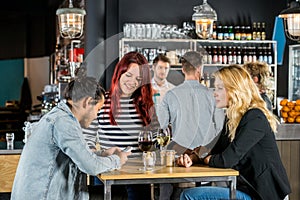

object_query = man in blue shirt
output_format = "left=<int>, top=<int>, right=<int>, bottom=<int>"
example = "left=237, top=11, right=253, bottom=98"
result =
left=12, top=76, right=130, bottom=200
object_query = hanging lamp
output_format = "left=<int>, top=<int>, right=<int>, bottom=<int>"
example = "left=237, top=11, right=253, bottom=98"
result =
left=279, top=0, right=300, bottom=41
left=192, top=0, right=217, bottom=39
left=56, top=0, right=86, bottom=39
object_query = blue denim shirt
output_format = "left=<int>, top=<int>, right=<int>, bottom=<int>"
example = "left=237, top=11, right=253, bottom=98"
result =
left=11, top=101, right=120, bottom=200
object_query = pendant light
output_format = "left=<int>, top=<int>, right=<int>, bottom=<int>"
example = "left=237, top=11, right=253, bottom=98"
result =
left=56, top=0, right=86, bottom=39
left=279, top=0, right=300, bottom=41
left=192, top=0, right=217, bottom=39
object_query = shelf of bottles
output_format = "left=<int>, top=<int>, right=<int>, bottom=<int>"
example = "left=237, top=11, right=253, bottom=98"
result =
left=288, top=45, right=300, bottom=101
left=119, top=38, right=277, bottom=109
left=197, top=40, right=277, bottom=109
left=120, top=38, right=194, bottom=66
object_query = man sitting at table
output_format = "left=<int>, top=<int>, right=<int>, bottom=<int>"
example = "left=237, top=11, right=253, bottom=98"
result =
left=11, top=76, right=130, bottom=200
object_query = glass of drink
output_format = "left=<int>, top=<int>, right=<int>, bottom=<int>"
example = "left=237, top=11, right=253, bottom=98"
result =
left=138, top=130, right=153, bottom=152
left=138, top=130, right=155, bottom=170
left=6, top=133, right=14, bottom=150
left=156, top=128, right=171, bottom=150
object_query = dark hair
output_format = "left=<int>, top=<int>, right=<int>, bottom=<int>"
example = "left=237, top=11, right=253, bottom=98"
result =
left=181, top=51, right=203, bottom=72
left=109, top=51, right=154, bottom=126
left=64, top=76, right=106, bottom=103
left=153, top=54, right=171, bottom=66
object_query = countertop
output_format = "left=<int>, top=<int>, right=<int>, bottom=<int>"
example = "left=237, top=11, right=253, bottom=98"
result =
left=276, top=123, right=300, bottom=140
left=0, top=123, right=299, bottom=155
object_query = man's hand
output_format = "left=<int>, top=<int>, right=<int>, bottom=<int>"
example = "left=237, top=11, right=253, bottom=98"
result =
left=101, top=147, right=120, bottom=156
left=176, top=154, right=193, bottom=168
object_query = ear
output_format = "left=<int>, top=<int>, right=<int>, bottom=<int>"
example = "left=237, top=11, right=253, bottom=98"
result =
left=82, top=97, right=93, bottom=109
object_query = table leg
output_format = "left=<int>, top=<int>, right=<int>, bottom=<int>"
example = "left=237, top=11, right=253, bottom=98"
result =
left=229, top=176, right=237, bottom=200
left=104, top=180, right=112, bottom=200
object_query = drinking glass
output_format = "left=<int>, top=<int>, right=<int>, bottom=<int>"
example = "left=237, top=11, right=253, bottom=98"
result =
left=138, top=130, right=153, bottom=152
left=138, top=130, right=155, bottom=170
left=6, top=133, right=14, bottom=150
left=156, top=128, right=171, bottom=150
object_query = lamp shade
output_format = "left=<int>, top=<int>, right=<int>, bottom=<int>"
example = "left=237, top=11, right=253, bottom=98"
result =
left=56, top=7, right=86, bottom=39
left=192, top=0, right=217, bottom=39
left=279, top=2, right=300, bottom=41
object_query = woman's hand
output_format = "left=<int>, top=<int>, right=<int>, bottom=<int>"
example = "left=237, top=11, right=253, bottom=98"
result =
left=176, top=154, right=193, bottom=168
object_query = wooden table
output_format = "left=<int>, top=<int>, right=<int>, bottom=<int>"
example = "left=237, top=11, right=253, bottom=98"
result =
left=98, top=158, right=239, bottom=200
left=0, top=151, right=21, bottom=192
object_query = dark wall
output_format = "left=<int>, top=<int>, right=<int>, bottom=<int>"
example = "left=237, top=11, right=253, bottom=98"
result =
left=93, top=0, right=291, bottom=97
left=0, top=1, right=59, bottom=60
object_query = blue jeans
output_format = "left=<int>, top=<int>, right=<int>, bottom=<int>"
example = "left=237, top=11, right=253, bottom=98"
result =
left=180, top=186, right=252, bottom=200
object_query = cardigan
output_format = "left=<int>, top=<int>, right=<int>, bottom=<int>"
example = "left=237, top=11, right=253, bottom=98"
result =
left=209, top=108, right=291, bottom=200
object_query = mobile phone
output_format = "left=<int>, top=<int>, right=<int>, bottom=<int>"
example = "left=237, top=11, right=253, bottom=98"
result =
left=122, top=146, right=132, bottom=152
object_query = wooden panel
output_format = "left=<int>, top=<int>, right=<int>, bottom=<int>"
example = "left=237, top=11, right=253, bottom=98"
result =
left=277, top=141, right=300, bottom=200
left=0, top=154, right=20, bottom=192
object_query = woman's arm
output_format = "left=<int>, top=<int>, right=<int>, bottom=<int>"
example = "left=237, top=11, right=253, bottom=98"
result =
left=209, top=110, right=268, bottom=168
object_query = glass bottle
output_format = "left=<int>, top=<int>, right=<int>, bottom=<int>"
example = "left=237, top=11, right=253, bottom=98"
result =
left=232, top=46, right=237, bottom=64
left=252, top=22, right=257, bottom=40
left=212, top=22, right=217, bottom=40
left=217, top=26, right=223, bottom=40
left=222, top=46, right=228, bottom=64
left=240, top=26, right=247, bottom=40
left=207, top=45, right=212, bottom=64
left=256, top=22, right=261, bottom=40
left=246, top=26, right=252, bottom=40
left=261, top=22, right=266, bottom=40
left=228, top=46, right=233, bottom=64
left=223, top=26, right=229, bottom=40
left=236, top=46, right=242, bottom=64
left=218, top=46, right=223, bottom=64
left=234, top=26, right=241, bottom=40
left=228, top=26, right=234, bottom=40
left=212, top=46, right=218, bottom=64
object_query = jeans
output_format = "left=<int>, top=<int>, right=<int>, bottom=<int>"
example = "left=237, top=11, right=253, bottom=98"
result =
left=180, top=186, right=252, bottom=200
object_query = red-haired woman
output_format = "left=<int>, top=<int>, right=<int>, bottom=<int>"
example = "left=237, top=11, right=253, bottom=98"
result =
left=83, top=51, right=159, bottom=200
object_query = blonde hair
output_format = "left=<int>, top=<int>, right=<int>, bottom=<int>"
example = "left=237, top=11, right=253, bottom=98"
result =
left=214, top=65, right=278, bottom=141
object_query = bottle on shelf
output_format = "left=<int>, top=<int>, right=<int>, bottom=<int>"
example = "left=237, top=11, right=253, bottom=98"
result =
left=222, top=46, right=228, bottom=64
left=256, top=22, right=261, bottom=40
left=240, top=26, right=247, bottom=40
left=223, top=26, right=229, bottom=40
left=207, top=46, right=212, bottom=64
left=236, top=46, right=242, bottom=64
left=228, top=26, right=234, bottom=40
left=246, top=26, right=252, bottom=40
left=227, top=46, right=233, bottom=64
left=261, top=22, right=266, bottom=40
left=234, top=26, right=241, bottom=40
left=212, top=45, right=218, bottom=64
left=217, top=46, right=223, bottom=64
left=217, top=26, right=223, bottom=40
left=252, top=22, right=257, bottom=40
left=232, top=46, right=237, bottom=64
left=212, top=22, right=217, bottom=40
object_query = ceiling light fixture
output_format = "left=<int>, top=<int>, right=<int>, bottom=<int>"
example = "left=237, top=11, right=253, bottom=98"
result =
left=192, top=0, right=217, bottom=39
left=56, top=0, right=86, bottom=39
left=279, top=0, right=300, bottom=41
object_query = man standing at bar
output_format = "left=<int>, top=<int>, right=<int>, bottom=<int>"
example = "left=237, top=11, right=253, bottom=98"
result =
left=157, top=51, right=224, bottom=200
left=151, top=54, right=175, bottom=104
left=11, top=76, right=130, bottom=200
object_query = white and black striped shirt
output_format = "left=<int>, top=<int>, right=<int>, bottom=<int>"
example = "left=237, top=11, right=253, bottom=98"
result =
left=83, top=96, right=152, bottom=157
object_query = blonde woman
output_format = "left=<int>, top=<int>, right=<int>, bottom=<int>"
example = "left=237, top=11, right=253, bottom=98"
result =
left=178, top=65, right=291, bottom=200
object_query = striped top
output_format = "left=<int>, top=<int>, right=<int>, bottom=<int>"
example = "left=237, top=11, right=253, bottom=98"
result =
left=83, top=95, right=158, bottom=157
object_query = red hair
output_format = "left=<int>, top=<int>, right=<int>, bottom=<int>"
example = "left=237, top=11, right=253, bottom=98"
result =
left=109, top=51, right=154, bottom=126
